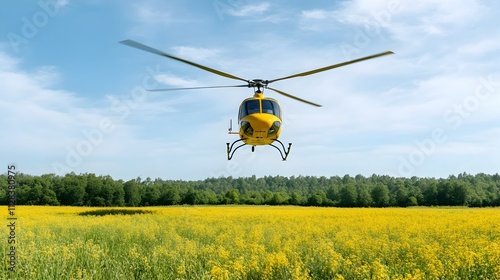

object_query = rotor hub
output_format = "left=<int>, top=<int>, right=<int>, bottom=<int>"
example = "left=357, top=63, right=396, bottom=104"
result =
left=248, top=79, right=269, bottom=92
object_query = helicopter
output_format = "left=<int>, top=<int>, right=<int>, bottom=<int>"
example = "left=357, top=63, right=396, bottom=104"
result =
left=120, top=39, right=393, bottom=161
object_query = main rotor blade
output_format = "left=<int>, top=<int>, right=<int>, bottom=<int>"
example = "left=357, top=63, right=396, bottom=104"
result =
left=267, top=87, right=322, bottom=107
left=146, top=85, right=249, bottom=92
left=268, top=51, right=394, bottom=84
left=120, top=39, right=248, bottom=83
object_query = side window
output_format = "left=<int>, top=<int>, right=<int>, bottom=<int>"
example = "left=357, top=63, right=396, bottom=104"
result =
left=272, top=101, right=281, bottom=118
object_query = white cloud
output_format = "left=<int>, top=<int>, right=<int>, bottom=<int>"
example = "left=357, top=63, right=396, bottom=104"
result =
left=0, top=50, right=173, bottom=175
left=226, top=3, right=270, bottom=17
left=172, top=46, right=221, bottom=62
left=0, top=52, right=19, bottom=70
left=126, top=1, right=192, bottom=37
left=0, top=55, right=91, bottom=167
left=301, top=9, right=331, bottom=20
left=154, top=73, right=200, bottom=87
left=457, top=39, right=500, bottom=57
left=133, top=3, right=173, bottom=26
left=299, top=9, right=339, bottom=31
left=305, top=0, right=488, bottom=41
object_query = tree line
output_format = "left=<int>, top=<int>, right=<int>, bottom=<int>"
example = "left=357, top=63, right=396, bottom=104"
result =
left=1, top=172, right=500, bottom=207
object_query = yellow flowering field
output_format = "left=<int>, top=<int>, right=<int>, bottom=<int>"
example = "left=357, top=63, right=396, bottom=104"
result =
left=2, top=206, right=500, bottom=279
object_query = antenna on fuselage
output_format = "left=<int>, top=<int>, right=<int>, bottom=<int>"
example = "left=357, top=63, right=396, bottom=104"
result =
left=228, top=119, right=238, bottom=135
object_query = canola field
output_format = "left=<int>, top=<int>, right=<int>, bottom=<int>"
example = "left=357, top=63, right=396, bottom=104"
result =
left=2, top=206, right=500, bottom=279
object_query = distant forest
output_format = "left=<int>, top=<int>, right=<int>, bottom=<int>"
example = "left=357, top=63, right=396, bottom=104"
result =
left=2, top=172, right=500, bottom=207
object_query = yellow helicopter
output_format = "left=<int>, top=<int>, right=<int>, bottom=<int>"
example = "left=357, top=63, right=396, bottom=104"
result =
left=120, top=40, right=393, bottom=160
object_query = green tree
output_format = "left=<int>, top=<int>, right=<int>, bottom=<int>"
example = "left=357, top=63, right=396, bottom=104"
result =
left=357, top=184, right=373, bottom=207
left=123, top=180, right=141, bottom=206
left=183, top=189, right=198, bottom=205
left=437, top=180, right=454, bottom=206
left=0, top=175, right=7, bottom=205
left=407, top=196, right=418, bottom=206
left=242, top=190, right=263, bottom=205
left=395, top=184, right=409, bottom=207
left=421, top=180, right=438, bottom=206
left=160, top=185, right=181, bottom=205
left=340, top=184, right=357, bottom=207
left=224, top=189, right=240, bottom=204
left=59, top=173, right=86, bottom=206
left=289, top=191, right=305, bottom=205
left=84, top=173, right=104, bottom=206
left=101, top=176, right=124, bottom=206
left=326, top=185, right=340, bottom=205
left=142, top=184, right=160, bottom=206
left=452, top=181, right=471, bottom=206
left=307, top=190, right=328, bottom=206
left=25, top=183, right=43, bottom=205
left=371, top=183, right=390, bottom=207
left=269, top=192, right=289, bottom=205
left=203, top=189, right=219, bottom=204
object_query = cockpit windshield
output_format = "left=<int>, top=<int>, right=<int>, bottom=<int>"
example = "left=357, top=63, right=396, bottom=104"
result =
left=240, top=99, right=281, bottom=118
left=262, top=100, right=281, bottom=118
left=241, top=100, right=260, bottom=117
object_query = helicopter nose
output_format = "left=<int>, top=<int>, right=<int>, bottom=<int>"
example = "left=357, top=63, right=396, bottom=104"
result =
left=243, top=115, right=280, bottom=138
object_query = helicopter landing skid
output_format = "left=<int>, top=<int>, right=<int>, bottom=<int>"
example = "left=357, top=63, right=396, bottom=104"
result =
left=226, top=139, right=292, bottom=161
left=270, top=140, right=292, bottom=161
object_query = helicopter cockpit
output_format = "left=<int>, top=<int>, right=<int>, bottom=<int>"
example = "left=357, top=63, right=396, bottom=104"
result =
left=240, top=99, right=281, bottom=119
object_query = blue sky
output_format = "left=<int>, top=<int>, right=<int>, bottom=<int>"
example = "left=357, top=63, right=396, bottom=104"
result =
left=1, top=0, right=500, bottom=181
